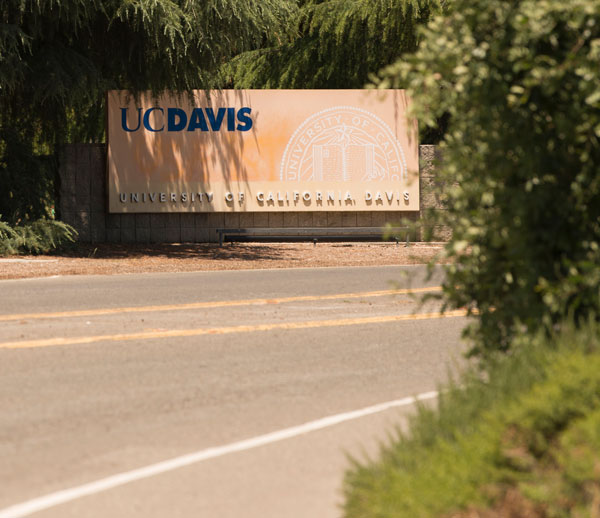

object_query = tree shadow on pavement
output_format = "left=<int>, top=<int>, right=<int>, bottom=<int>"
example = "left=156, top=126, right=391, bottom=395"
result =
left=54, top=243, right=297, bottom=262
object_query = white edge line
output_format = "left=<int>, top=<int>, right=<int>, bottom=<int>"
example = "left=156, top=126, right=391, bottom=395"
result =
left=0, top=390, right=438, bottom=518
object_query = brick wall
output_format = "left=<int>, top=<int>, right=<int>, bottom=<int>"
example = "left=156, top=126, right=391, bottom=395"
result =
left=59, top=144, right=445, bottom=243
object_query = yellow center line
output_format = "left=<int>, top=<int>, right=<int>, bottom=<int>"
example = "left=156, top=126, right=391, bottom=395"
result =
left=0, top=309, right=468, bottom=350
left=0, top=286, right=442, bottom=322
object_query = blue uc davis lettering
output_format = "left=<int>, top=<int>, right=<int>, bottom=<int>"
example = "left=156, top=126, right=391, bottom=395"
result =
left=121, top=107, right=253, bottom=132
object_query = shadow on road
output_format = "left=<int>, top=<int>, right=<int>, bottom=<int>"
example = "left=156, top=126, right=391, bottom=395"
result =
left=54, top=243, right=296, bottom=262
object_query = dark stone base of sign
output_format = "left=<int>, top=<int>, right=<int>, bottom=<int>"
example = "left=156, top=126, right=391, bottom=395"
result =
left=59, top=144, right=449, bottom=244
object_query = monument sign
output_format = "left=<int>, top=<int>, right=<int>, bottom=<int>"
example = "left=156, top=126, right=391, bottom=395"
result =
left=107, top=90, right=419, bottom=213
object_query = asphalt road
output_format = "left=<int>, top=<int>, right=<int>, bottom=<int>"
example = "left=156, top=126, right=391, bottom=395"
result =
left=0, top=265, right=467, bottom=517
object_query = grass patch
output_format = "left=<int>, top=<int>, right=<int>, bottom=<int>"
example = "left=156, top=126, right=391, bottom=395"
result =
left=0, top=218, right=77, bottom=255
left=343, top=321, right=600, bottom=517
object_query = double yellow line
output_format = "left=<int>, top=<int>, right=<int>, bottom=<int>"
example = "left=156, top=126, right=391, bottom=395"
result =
left=1, top=310, right=468, bottom=350
left=0, top=286, right=442, bottom=322
left=1, top=286, right=459, bottom=350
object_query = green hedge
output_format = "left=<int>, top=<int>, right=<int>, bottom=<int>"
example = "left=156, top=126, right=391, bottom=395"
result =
left=0, top=218, right=77, bottom=255
left=343, top=322, right=600, bottom=517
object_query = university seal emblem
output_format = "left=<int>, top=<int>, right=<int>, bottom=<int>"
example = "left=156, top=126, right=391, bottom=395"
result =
left=280, top=106, right=407, bottom=183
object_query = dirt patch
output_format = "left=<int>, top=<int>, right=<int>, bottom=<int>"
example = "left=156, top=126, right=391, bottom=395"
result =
left=0, top=242, right=447, bottom=280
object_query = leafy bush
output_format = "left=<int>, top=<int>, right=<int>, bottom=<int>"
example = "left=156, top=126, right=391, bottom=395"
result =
left=380, top=0, right=600, bottom=354
left=343, top=322, right=600, bottom=518
left=0, top=218, right=77, bottom=255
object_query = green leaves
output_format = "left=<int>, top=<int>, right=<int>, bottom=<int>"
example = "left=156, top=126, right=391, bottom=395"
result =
left=226, top=0, right=442, bottom=89
left=383, top=0, right=600, bottom=354
left=344, top=323, right=600, bottom=518
left=0, top=217, right=77, bottom=255
left=0, top=0, right=296, bottom=222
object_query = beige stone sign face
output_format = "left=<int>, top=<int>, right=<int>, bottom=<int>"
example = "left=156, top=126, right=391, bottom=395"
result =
left=107, top=90, right=419, bottom=213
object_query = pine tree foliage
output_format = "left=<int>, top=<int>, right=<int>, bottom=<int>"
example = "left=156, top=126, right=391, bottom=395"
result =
left=0, top=217, right=77, bottom=255
left=0, top=0, right=296, bottom=222
left=226, top=0, right=442, bottom=89
left=1, top=0, right=296, bottom=101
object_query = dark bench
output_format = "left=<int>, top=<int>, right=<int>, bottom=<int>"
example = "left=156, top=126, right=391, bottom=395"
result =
left=216, top=226, right=410, bottom=247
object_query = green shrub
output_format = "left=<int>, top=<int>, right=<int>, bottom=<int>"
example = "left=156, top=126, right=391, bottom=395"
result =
left=343, top=322, right=600, bottom=518
left=0, top=218, right=77, bottom=255
left=0, top=219, right=20, bottom=255
left=379, top=0, right=600, bottom=354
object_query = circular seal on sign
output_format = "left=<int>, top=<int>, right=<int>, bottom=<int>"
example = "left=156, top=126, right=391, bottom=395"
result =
left=280, top=106, right=407, bottom=182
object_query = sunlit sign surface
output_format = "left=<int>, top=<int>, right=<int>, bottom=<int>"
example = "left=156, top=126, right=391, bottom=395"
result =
left=107, top=90, right=419, bottom=212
